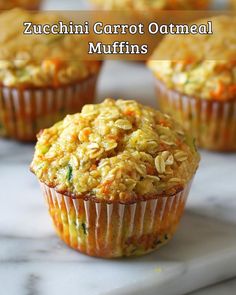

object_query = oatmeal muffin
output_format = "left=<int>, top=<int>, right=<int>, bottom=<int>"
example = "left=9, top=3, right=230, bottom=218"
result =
left=148, top=16, right=236, bottom=152
left=31, top=99, right=200, bottom=258
left=90, top=0, right=211, bottom=11
left=231, top=0, right=236, bottom=9
left=0, top=0, right=41, bottom=10
left=0, top=9, right=102, bottom=141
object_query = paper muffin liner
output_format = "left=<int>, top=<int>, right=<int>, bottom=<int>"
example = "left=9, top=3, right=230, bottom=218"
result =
left=40, top=181, right=192, bottom=258
left=155, top=79, right=236, bottom=152
left=0, top=74, right=99, bottom=141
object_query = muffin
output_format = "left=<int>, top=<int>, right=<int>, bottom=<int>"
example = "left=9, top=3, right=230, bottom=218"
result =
left=0, top=0, right=41, bottom=10
left=90, top=0, right=211, bottom=11
left=148, top=16, right=236, bottom=152
left=30, top=99, right=199, bottom=258
left=231, top=0, right=236, bottom=9
left=0, top=9, right=102, bottom=141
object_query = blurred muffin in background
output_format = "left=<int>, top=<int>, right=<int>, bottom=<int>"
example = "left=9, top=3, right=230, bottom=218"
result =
left=231, top=0, right=236, bottom=9
left=90, top=0, right=211, bottom=10
left=0, top=0, right=42, bottom=10
left=148, top=16, right=236, bottom=152
left=31, top=98, right=200, bottom=258
left=0, top=9, right=102, bottom=141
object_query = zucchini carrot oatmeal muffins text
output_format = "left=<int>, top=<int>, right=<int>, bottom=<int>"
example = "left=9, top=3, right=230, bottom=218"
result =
left=31, top=99, right=200, bottom=258
left=0, top=9, right=102, bottom=141
left=148, top=16, right=236, bottom=151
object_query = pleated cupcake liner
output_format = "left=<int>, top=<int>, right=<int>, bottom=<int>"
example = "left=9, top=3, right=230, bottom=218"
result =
left=40, top=180, right=192, bottom=258
left=0, top=74, right=98, bottom=141
left=155, top=79, right=236, bottom=152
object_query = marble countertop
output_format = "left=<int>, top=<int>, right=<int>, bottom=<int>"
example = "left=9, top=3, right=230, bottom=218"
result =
left=0, top=61, right=236, bottom=295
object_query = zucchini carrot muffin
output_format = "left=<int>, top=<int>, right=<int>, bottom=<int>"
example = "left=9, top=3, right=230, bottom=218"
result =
left=148, top=16, right=236, bottom=152
left=231, top=0, right=236, bottom=9
left=0, top=9, right=102, bottom=141
left=30, top=99, right=200, bottom=258
left=0, top=0, right=41, bottom=10
left=90, top=0, right=211, bottom=11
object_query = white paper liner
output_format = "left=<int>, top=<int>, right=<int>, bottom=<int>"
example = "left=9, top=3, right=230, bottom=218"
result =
left=40, top=181, right=192, bottom=258
left=155, top=79, right=236, bottom=151
left=0, top=75, right=98, bottom=141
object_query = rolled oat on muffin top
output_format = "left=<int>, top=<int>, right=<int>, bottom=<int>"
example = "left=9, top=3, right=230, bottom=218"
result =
left=148, top=16, right=236, bottom=101
left=31, top=99, right=200, bottom=203
left=91, top=0, right=210, bottom=10
left=0, top=9, right=101, bottom=88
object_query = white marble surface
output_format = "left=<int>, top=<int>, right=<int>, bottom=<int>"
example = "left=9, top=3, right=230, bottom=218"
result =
left=190, top=279, right=236, bottom=295
left=0, top=61, right=236, bottom=295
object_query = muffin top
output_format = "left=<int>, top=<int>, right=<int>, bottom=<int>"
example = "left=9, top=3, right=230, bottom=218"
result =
left=148, top=16, right=236, bottom=101
left=91, top=0, right=209, bottom=10
left=231, top=0, right=236, bottom=8
left=0, top=9, right=101, bottom=88
left=31, top=99, right=199, bottom=203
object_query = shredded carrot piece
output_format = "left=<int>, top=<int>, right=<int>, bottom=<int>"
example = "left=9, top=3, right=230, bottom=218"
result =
left=147, top=165, right=155, bottom=175
left=176, top=138, right=182, bottom=146
left=124, top=109, right=135, bottom=116
left=80, top=128, right=91, bottom=141
left=83, top=129, right=91, bottom=136
left=211, top=81, right=225, bottom=100
left=158, top=118, right=170, bottom=127
left=90, top=164, right=97, bottom=171
left=229, top=84, right=236, bottom=96
left=43, top=58, right=65, bottom=87
left=101, top=180, right=113, bottom=195
left=181, top=56, right=196, bottom=66
left=69, top=134, right=77, bottom=141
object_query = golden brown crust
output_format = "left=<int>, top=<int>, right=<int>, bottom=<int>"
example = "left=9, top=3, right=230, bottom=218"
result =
left=148, top=16, right=236, bottom=101
left=38, top=180, right=184, bottom=204
left=0, top=9, right=101, bottom=88
left=31, top=99, right=200, bottom=202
